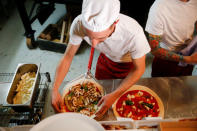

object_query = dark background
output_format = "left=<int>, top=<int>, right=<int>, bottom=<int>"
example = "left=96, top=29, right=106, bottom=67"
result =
left=120, top=0, right=155, bottom=29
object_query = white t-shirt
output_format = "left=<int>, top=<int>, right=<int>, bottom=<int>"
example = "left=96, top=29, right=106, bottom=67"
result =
left=145, top=0, right=197, bottom=51
left=69, top=14, right=150, bottom=63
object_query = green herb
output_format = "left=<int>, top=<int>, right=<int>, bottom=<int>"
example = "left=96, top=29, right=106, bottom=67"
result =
left=68, top=92, right=74, bottom=97
left=92, top=100, right=98, bottom=105
left=142, top=102, right=153, bottom=109
left=84, top=86, right=88, bottom=92
left=144, top=95, right=150, bottom=99
left=125, top=100, right=133, bottom=105
left=77, top=107, right=85, bottom=112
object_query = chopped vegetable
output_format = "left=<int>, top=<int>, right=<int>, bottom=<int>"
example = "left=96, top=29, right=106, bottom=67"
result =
left=84, top=86, right=88, bottom=92
left=92, top=100, right=98, bottom=105
left=142, top=102, right=153, bottom=109
left=69, top=92, right=74, bottom=97
left=125, top=100, right=133, bottom=105
left=65, top=95, right=73, bottom=111
left=144, top=95, right=150, bottom=99
left=77, top=106, right=85, bottom=112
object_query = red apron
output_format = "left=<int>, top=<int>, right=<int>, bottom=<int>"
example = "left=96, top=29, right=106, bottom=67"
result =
left=95, top=53, right=134, bottom=80
left=152, top=57, right=194, bottom=77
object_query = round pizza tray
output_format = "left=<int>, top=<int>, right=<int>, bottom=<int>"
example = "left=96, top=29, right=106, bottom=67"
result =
left=112, top=85, right=164, bottom=119
left=30, top=113, right=105, bottom=131
left=61, top=77, right=104, bottom=118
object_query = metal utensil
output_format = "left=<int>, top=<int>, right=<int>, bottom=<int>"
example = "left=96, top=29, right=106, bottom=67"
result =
left=81, top=47, right=95, bottom=85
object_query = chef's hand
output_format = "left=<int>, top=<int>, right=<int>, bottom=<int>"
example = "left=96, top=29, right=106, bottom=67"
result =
left=52, top=89, right=62, bottom=113
left=95, top=92, right=117, bottom=120
left=184, top=52, right=197, bottom=64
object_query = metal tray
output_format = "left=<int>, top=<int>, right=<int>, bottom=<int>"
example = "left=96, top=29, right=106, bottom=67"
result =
left=5, top=63, right=41, bottom=111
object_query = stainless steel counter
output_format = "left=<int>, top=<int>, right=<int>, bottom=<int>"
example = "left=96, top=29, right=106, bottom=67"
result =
left=42, top=76, right=197, bottom=121
left=1, top=76, right=197, bottom=121
left=136, top=76, right=197, bottom=119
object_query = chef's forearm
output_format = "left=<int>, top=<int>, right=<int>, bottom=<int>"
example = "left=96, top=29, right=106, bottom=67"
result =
left=113, top=64, right=145, bottom=97
left=53, top=43, right=80, bottom=92
left=53, top=57, right=71, bottom=91
left=148, top=34, right=184, bottom=62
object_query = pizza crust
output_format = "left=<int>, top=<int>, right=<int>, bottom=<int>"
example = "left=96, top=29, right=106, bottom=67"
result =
left=112, top=85, right=164, bottom=119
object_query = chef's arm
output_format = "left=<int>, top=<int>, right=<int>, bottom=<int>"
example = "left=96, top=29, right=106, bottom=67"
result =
left=148, top=33, right=184, bottom=62
left=113, top=55, right=146, bottom=97
left=148, top=33, right=197, bottom=64
left=52, top=43, right=80, bottom=112
left=53, top=43, right=80, bottom=91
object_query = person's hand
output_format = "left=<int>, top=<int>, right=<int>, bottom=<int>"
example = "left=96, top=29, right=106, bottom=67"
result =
left=184, top=52, right=197, bottom=64
left=95, top=92, right=117, bottom=120
left=52, top=89, right=62, bottom=113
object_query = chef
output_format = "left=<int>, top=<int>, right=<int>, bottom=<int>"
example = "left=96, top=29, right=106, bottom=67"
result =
left=145, top=0, right=197, bottom=77
left=52, top=0, right=150, bottom=119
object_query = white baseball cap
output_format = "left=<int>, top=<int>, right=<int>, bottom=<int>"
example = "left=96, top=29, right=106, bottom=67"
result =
left=81, top=0, right=120, bottom=32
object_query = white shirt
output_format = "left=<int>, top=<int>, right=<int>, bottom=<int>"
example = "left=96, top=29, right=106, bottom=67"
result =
left=145, top=0, right=197, bottom=51
left=69, top=14, right=150, bottom=62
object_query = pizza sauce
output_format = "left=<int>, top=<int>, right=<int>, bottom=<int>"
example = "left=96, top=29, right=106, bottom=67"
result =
left=116, top=90, right=160, bottom=120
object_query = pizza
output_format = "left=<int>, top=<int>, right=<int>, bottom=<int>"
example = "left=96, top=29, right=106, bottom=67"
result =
left=113, top=85, right=164, bottom=120
left=61, top=80, right=104, bottom=117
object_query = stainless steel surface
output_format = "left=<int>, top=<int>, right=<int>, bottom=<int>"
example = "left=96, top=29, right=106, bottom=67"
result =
left=99, top=76, right=197, bottom=120
left=42, top=76, right=197, bottom=121
left=5, top=63, right=40, bottom=108
left=136, top=76, right=197, bottom=119
left=0, top=83, right=10, bottom=105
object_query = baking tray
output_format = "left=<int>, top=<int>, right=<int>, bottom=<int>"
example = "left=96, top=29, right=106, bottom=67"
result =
left=5, top=63, right=41, bottom=111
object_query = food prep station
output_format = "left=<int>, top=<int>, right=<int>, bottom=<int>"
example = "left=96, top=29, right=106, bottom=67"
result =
left=0, top=63, right=51, bottom=127
left=0, top=64, right=197, bottom=130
